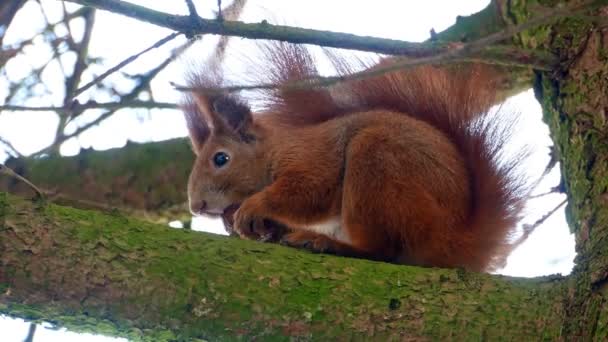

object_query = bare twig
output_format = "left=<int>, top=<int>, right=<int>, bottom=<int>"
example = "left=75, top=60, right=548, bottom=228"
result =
left=0, top=100, right=178, bottom=112
left=1, top=6, right=89, bottom=53
left=208, top=0, right=248, bottom=67
left=23, top=323, right=37, bottom=342
left=527, top=146, right=560, bottom=197
left=36, top=0, right=69, bottom=78
left=30, top=37, right=196, bottom=157
left=63, top=7, right=96, bottom=103
left=529, top=186, right=562, bottom=199
left=184, top=0, right=198, bottom=18
left=511, top=198, right=568, bottom=250
left=72, top=31, right=181, bottom=98
left=53, top=6, right=96, bottom=155
left=0, top=164, right=44, bottom=199
left=0, top=135, right=22, bottom=157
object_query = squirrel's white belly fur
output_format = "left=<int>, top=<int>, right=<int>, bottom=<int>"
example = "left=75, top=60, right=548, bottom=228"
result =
left=303, top=217, right=350, bottom=243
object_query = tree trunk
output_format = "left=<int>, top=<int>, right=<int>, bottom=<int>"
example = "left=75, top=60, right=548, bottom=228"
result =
left=534, top=11, right=608, bottom=340
left=0, top=193, right=566, bottom=341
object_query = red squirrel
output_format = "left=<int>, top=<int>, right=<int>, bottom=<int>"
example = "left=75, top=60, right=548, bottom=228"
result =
left=182, top=43, right=528, bottom=272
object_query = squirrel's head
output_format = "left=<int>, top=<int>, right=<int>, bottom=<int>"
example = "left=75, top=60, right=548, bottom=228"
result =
left=183, top=92, right=268, bottom=224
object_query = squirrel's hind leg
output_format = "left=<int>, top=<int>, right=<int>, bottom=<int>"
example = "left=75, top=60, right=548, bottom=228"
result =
left=280, top=230, right=374, bottom=259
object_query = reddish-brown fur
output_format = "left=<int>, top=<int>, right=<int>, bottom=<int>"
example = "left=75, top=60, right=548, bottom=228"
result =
left=183, top=43, right=528, bottom=272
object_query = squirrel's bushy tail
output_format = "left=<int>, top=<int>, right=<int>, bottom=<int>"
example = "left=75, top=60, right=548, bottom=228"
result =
left=256, top=43, right=528, bottom=271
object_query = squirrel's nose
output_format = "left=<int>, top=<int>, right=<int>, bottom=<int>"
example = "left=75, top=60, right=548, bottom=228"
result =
left=190, top=200, right=207, bottom=216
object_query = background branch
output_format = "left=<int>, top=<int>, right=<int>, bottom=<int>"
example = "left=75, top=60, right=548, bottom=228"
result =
left=72, top=31, right=181, bottom=98
left=0, top=100, right=179, bottom=112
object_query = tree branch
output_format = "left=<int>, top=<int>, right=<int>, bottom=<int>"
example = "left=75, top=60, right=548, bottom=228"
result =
left=0, top=192, right=567, bottom=341
left=61, top=0, right=604, bottom=59
left=0, top=135, right=22, bottom=158
left=59, top=0, right=456, bottom=56
left=0, top=100, right=179, bottom=112
left=0, top=164, right=43, bottom=199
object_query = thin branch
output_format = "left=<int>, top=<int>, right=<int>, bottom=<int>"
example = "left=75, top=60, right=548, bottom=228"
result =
left=0, top=135, right=22, bottom=157
left=23, top=323, right=37, bottom=342
left=61, top=0, right=604, bottom=57
left=36, top=0, right=69, bottom=78
left=0, top=164, right=44, bottom=199
left=72, top=31, right=181, bottom=98
left=51, top=7, right=96, bottom=155
left=208, top=0, right=248, bottom=67
left=63, top=7, right=95, bottom=104
left=184, top=0, right=198, bottom=18
left=30, top=38, right=196, bottom=157
left=511, top=198, right=568, bottom=250
left=528, top=146, right=560, bottom=196
left=0, top=100, right=179, bottom=112
left=529, top=186, right=562, bottom=199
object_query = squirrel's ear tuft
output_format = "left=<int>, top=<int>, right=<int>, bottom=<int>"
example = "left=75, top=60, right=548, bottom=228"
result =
left=182, top=99, right=210, bottom=153
left=191, top=91, right=253, bottom=142
left=212, top=95, right=252, bottom=136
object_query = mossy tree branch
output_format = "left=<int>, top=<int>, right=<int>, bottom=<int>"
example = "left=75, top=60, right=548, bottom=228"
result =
left=0, top=193, right=567, bottom=341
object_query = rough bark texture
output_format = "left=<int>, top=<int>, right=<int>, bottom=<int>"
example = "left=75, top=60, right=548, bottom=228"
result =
left=0, top=139, right=193, bottom=224
left=0, top=193, right=567, bottom=341
left=532, top=5, right=608, bottom=340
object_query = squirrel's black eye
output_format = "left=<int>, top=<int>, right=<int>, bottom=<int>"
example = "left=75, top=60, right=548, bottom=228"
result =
left=213, top=152, right=230, bottom=168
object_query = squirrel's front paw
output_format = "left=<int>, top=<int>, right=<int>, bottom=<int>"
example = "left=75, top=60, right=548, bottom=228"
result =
left=233, top=202, right=274, bottom=241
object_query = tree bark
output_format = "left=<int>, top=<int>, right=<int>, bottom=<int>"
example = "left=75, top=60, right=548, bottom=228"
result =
left=0, top=193, right=567, bottom=341
left=533, top=9, right=608, bottom=340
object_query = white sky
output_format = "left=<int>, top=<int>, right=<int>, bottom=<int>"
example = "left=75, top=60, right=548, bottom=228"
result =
left=0, top=0, right=575, bottom=340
